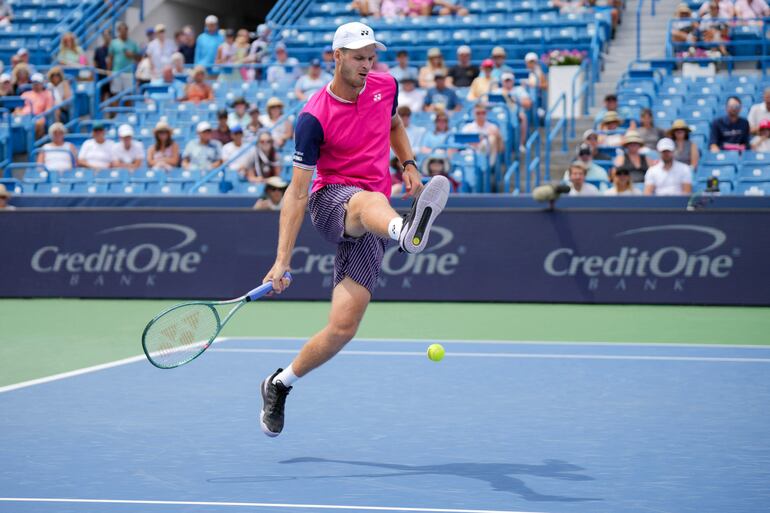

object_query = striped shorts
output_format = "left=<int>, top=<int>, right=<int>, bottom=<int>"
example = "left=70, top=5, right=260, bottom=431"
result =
left=308, top=184, right=388, bottom=294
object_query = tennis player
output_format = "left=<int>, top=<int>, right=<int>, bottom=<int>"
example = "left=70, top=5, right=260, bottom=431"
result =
left=259, top=22, right=450, bottom=437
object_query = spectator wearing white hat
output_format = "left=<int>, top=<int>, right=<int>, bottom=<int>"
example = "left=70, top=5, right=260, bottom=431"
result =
left=644, top=138, right=692, bottom=196
left=194, top=15, right=224, bottom=66
left=78, top=123, right=114, bottom=170
left=448, top=45, right=478, bottom=87
left=390, top=50, right=418, bottom=83
left=38, top=122, right=77, bottom=171
left=253, top=176, right=289, bottom=211
left=18, top=73, right=54, bottom=139
left=146, top=24, right=177, bottom=80
left=182, top=121, right=223, bottom=171
left=0, top=73, right=12, bottom=97
left=266, top=42, right=300, bottom=84
left=523, top=52, right=547, bottom=92
left=111, top=124, right=145, bottom=170
left=490, top=46, right=513, bottom=82
left=12, top=47, right=36, bottom=74
left=419, top=47, right=450, bottom=89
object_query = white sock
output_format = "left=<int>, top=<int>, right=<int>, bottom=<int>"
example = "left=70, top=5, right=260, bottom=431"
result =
left=273, top=364, right=298, bottom=387
left=387, top=217, right=403, bottom=241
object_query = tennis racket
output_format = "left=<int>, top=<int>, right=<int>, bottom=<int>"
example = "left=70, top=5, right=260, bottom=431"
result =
left=141, top=272, right=292, bottom=369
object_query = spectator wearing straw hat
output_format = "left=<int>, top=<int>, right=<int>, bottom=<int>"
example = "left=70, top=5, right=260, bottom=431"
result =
left=78, top=122, right=114, bottom=170
left=567, top=160, right=600, bottom=196
left=147, top=120, right=180, bottom=170
left=182, top=65, right=214, bottom=103
left=390, top=50, right=418, bottom=83
left=671, top=4, right=697, bottom=43
left=194, top=15, right=224, bottom=66
left=598, top=111, right=624, bottom=147
left=419, top=47, right=450, bottom=89
left=750, top=119, right=770, bottom=152
left=260, top=97, right=293, bottom=148
left=489, top=46, right=513, bottom=82
left=448, top=45, right=478, bottom=87
left=613, top=130, right=649, bottom=183
left=111, top=124, right=145, bottom=170
left=0, top=183, right=14, bottom=210
left=467, top=58, right=494, bottom=101
left=644, top=138, right=692, bottom=196
left=667, top=119, right=699, bottom=168
left=37, top=122, right=77, bottom=172
left=253, top=176, right=289, bottom=211
left=182, top=121, right=223, bottom=171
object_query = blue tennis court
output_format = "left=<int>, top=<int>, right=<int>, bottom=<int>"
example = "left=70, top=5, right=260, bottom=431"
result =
left=1, top=338, right=769, bottom=513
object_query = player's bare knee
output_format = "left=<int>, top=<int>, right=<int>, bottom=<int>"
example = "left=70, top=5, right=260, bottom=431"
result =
left=327, top=320, right=360, bottom=345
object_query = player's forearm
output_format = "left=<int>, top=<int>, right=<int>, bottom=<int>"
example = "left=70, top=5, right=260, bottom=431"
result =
left=390, top=120, right=415, bottom=164
left=275, top=186, right=308, bottom=265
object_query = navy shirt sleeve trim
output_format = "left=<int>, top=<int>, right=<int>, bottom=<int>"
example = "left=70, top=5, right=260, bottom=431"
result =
left=391, top=76, right=399, bottom=117
left=293, top=112, right=324, bottom=170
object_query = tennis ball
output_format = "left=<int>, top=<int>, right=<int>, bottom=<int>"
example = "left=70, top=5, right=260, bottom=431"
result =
left=427, top=343, right=445, bottom=362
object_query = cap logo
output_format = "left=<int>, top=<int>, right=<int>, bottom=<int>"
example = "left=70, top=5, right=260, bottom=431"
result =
left=361, top=29, right=369, bottom=36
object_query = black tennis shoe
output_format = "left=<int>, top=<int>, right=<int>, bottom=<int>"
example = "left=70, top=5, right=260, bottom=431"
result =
left=260, top=369, right=292, bottom=437
left=398, top=175, right=451, bottom=254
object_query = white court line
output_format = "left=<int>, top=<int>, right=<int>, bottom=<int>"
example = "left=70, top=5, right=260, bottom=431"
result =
left=0, top=498, right=546, bottom=513
left=220, top=337, right=770, bottom=350
left=210, top=348, right=770, bottom=363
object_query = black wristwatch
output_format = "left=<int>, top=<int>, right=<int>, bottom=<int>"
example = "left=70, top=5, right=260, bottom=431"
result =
left=402, top=159, right=418, bottom=171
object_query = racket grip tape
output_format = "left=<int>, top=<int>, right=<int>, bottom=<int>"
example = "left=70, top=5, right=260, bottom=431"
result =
left=245, top=272, right=292, bottom=301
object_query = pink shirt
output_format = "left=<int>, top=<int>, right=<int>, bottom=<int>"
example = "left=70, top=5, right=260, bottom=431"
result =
left=20, top=90, right=54, bottom=116
left=294, top=72, right=398, bottom=197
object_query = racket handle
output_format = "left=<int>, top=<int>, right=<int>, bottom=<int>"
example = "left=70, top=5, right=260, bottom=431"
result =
left=246, top=272, right=292, bottom=301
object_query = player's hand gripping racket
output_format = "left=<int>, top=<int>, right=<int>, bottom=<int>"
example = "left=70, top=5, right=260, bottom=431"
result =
left=141, top=272, right=292, bottom=369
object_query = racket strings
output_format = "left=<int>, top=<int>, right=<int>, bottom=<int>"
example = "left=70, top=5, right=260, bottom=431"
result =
left=143, top=304, right=219, bottom=368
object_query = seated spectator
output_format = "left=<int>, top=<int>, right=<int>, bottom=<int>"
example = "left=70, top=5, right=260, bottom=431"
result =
left=254, top=176, right=288, bottom=211
left=398, top=76, right=425, bottom=112
left=434, top=0, right=469, bottom=15
left=212, top=109, right=233, bottom=145
left=751, top=119, right=770, bottom=152
left=147, top=121, right=180, bottom=170
left=47, top=67, right=72, bottom=124
left=604, top=167, right=641, bottom=195
left=18, top=73, right=54, bottom=139
left=598, top=111, right=624, bottom=147
left=567, top=161, right=600, bottom=196
left=461, top=102, right=503, bottom=162
left=422, top=154, right=459, bottom=191
left=170, top=52, right=186, bottom=75
left=748, top=87, right=770, bottom=133
left=490, top=46, right=513, bottom=82
left=0, top=0, right=12, bottom=26
left=295, top=59, right=332, bottom=101
left=710, top=96, right=751, bottom=152
left=523, top=52, right=548, bottom=94
left=182, top=65, right=214, bottom=103
left=494, top=71, right=532, bottom=152
left=418, top=48, right=449, bottom=89
left=12, top=48, right=36, bottom=75
left=0, top=73, right=12, bottom=96
left=636, top=108, right=664, bottom=150
left=253, top=131, right=281, bottom=182
left=397, top=105, right=426, bottom=150
left=699, top=1, right=731, bottom=49
left=468, top=59, right=494, bottom=101
left=381, top=0, right=408, bottom=18
left=583, top=129, right=613, bottom=160
left=227, top=97, right=250, bottom=129
left=182, top=121, right=223, bottom=171
left=424, top=71, right=461, bottom=112
left=77, top=123, right=114, bottom=170
left=594, top=94, right=635, bottom=127
left=245, top=104, right=263, bottom=141
left=407, top=0, right=435, bottom=16
left=12, top=63, right=31, bottom=95
left=697, top=0, right=734, bottom=17
left=667, top=119, right=700, bottom=168
left=266, top=42, right=300, bottom=84
left=37, top=123, right=77, bottom=171
left=0, top=183, right=13, bottom=210
left=57, top=32, right=86, bottom=68
left=448, top=46, right=478, bottom=88
left=671, top=4, right=697, bottom=44
left=734, top=0, right=770, bottom=19
left=390, top=50, right=418, bottom=83
left=149, top=65, right=185, bottom=100
left=612, top=131, right=649, bottom=183
left=644, top=138, right=693, bottom=196
left=320, top=46, right=335, bottom=75
left=259, top=97, right=293, bottom=148
left=419, top=108, right=452, bottom=156
left=350, top=0, right=382, bottom=17
left=222, top=126, right=253, bottom=175
left=564, top=143, right=610, bottom=182
left=111, top=124, right=145, bottom=170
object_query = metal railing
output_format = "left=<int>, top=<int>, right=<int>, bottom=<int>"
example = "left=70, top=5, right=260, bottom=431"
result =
left=503, top=160, right=520, bottom=194
left=570, top=59, right=591, bottom=138
left=524, top=129, right=541, bottom=191
left=635, top=0, right=659, bottom=61
left=544, top=92, right=568, bottom=183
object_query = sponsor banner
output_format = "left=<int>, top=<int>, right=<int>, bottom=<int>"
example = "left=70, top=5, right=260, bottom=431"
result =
left=1, top=210, right=768, bottom=304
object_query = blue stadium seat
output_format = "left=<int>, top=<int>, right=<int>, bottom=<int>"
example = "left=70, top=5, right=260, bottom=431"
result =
left=129, top=169, right=164, bottom=184
left=94, top=169, right=129, bottom=183
left=702, top=151, right=740, bottom=165
left=145, top=182, right=185, bottom=195
left=189, top=184, right=220, bottom=195
left=693, top=180, right=733, bottom=194
left=22, top=167, right=54, bottom=184
left=58, top=169, right=94, bottom=184
left=166, top=168, right=200, bottom=183
left=108, top=183, right=144, bottom=194
left=742, top=151, right=770, bottom=165
left=234, top=182, right=266, bottom=195
left=33, top=182, right=70, bottom=194
left=737, top=165, right=770, bottom=183
left=70, top=182, right=109, bottom=194
left=735, top=182, right=770, bottom=196
left=695, top=164, right=736, bottom=182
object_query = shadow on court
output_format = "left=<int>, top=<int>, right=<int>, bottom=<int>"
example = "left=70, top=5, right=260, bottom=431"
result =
left=209, top=457, right=601, bottom=503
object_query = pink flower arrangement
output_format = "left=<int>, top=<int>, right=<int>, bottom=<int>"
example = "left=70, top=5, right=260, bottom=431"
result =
left=541, top=49, right=587, bottom=66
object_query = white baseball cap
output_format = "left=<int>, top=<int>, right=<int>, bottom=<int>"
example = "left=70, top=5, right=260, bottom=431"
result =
left=332, top=22, right=386, bottom=51
left=118, top=124, right=134, bottom=137
left=30, top=73, right=44, bottom=83
left=525, top=52, right=538, bottom=62
left=657, top=137, right=675, bottom=152
left=196, top=121, right=212, bottom=133
left=500, top=72, right=514, bottom=81
left=456, top=45, right=471, bottom=55
left=205, top=15, right=218, bottom=25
